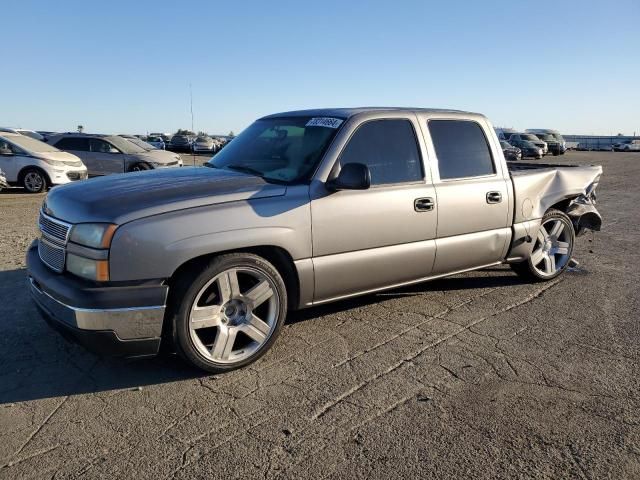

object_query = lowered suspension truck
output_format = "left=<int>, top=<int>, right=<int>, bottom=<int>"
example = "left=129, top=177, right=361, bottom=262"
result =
left=27, top=108, right=603, bottom=373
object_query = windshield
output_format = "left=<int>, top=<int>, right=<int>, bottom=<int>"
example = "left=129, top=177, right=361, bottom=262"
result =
left=196, top=136, right=210, bottom=142
left=126, top=137, right=157, bottom=150
left=2, top=134, right=60, bottom=152
left=17, top=130, right=44, bottom=141
left=147, top=136, right=162, bottom=142
left=209, top=116, right=342, bottom=183
left=107, top=136, right=147, bottom=154
left=521, top=134, right=540, bottom=142
left=536, top=133, right=555, bottom=141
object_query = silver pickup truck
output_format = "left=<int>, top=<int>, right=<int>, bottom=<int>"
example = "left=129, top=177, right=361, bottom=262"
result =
left=26, top=108, right=602, bottom=373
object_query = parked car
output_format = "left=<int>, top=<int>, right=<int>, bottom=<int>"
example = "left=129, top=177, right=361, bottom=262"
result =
left=48, top=133, right=182, bottom=176
left=500, top=141, right=522, bottom=161
left=531, top=132, right=562, bottom=155
left=146, top=136, right=166, bottom=150
left=0, top=132, right=87, bottom=193
left=193, top=136, right=215, bottom=152
left=118, top=135, right=183, bottom=166
left=613, top=139, right=640, bottom=152
left=168, top=134, right=192, bottom=152
left=27, top=107, right=603, bottom=373
left=576, top=143, right=591, bottom=151
left=0, top=127, right=45, bottom=141
left=506, top=133, right=548, bottom=155
left=526, top=129, right=566, bottom=155
left=506, top=137, right=543, bottom=159
left=495, top=128, right=518, bottom=141
left=0, top=168, right=8, bottom=190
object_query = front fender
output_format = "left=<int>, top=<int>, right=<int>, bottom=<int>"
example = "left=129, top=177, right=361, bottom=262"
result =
left=109, top=188, right=312, bottom=281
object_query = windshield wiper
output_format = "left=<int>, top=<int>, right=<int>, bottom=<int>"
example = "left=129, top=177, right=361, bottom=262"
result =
left=223, top=164, right=264, bottom=177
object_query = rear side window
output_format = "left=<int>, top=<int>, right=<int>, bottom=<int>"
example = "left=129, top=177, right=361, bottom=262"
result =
left=339, top=119, right=422, bottom=186
left=54, top=137, right=90, bottom=151
left=429, top=120, right=495, bottom=180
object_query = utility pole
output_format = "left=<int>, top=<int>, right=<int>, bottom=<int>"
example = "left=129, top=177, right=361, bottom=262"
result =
left=190, top=83, right=196, bottom=166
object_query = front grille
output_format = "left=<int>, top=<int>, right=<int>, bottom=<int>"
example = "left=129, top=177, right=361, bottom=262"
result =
left=38, top=211, right=71, bottom=272
left=38, top=238, right=66, bottom=272
left=39, top=212, right=71, bottom=245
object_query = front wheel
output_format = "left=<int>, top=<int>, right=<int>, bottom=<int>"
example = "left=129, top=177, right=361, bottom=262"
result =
left=128, top=162, right=151, bottom=172
left=169, top=253, right=288, bottom=373
left=511, top=209, right=575, bottom=282
left=22, top=169, right=47, bottom=193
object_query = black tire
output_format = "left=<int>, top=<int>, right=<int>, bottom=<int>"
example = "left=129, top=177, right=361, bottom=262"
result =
left=168, top=253, right=288, bottom=373
left=128, top=162, right=151, bottom=172
left=21, top=168, right=47, bottom=193
left=511, top=209, right=575, bottom=282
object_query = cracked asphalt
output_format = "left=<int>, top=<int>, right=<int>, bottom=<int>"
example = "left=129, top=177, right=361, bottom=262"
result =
left=1, top=151, right=639, bottom=479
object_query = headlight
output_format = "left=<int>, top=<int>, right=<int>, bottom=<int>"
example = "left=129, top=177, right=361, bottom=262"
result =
left=66, top=253, right=109, bottom=281
left=70, top=223, right=117, bottom=248
left=40, top=157, right=66, bottom=167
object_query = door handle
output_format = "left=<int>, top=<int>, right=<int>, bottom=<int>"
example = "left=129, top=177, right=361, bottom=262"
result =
left=414, top=197, right=435, bottom=212
left=486, top=191, right=502, bottom=204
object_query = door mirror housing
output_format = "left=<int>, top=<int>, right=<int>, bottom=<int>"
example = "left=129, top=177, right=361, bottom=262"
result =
left=0, top=148, right=14, bottom=156
left=326, top=163, right=371, bottom=191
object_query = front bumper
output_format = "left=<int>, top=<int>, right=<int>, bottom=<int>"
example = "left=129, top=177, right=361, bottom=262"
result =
left=27, top=242, right=167, bottom=357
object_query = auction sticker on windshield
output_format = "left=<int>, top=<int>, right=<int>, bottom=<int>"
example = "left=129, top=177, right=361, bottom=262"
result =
left=305, top=117, right=344, bottom=129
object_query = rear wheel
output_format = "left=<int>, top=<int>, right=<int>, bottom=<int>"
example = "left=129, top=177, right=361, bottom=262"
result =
left=22, top=168, right=47, bottom=193
left=169, top=253, right=287, bottom=373
left=511, top=209, right=575, bottom=281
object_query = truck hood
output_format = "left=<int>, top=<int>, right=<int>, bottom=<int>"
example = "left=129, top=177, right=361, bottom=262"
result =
left=43, top=167, right=286, bottom=224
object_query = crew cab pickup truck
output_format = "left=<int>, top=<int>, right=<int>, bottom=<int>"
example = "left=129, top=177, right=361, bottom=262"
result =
left=27, top=108, right=603, bottom=373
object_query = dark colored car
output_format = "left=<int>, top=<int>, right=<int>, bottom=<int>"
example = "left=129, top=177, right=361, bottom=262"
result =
left=168, top=135, right=192, bottom=152
left=500, top=141, right=522, bottom=161
left=531, top=133, right=563, bottom=156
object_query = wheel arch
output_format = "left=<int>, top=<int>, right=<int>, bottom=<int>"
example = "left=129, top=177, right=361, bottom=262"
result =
left=167, top=245, right=301, bottom=311
left=18, top=165, right=52, bottom=186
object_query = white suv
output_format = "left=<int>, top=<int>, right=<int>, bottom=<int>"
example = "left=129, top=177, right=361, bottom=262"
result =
left=0, top=133, right=87, bottom=193
left=613, top=139, right=640, bottom=152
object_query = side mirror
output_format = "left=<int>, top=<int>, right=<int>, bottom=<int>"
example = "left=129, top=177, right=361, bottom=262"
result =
left=109, top=148, right=120, bottom=154
left=0, top=148, right=13, bottom=156
left=326, top=163, right=371, bottom=191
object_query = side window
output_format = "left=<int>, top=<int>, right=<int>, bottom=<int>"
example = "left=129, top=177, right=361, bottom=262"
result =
left=90, top=139, right=116, bottom=153
left=429, top=120, right=495, bottom=180
left=54, top=137, right=90, bottom=151
left=339, top=119, right=422, bottom=186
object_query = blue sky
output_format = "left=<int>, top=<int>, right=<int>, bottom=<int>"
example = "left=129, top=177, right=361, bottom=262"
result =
left=3, top=0, right=639, bottom=136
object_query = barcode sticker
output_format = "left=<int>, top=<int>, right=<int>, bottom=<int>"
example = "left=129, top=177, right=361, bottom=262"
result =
left=305, top=117, right=344, bottom=129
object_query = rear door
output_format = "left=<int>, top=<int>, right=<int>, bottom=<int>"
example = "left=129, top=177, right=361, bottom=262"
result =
left=89, top=139, right=125, bottom=175
left=423, top=117, right=511, bottom=274
left=310, top=116, right=438, bottom=303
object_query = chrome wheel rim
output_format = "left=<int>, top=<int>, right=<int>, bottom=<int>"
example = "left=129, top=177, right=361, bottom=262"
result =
left=531, top=218, right=572, bottom=277
left=189, top=267, right=279, bottom=364
left=24, top=172, right=43, bottom=192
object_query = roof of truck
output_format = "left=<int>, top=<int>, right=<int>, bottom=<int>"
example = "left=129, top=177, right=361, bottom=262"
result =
left=261, top=107, right=481, bottom=120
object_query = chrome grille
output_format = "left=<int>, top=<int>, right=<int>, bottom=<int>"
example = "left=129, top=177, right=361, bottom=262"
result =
left=38, top=211, right=72, bottom=272
left=38, top=238, right=65, bottom=272
left=39, top=212, right=71, bottom=245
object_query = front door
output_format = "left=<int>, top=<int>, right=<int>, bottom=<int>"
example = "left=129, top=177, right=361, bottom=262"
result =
left=310, top=117, right=438, bottom=303
left=88, top=139, right=124, bottom=175
left=0, top=139, right=19, bottom=181
left=423, top=117, right=511, bottom=274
